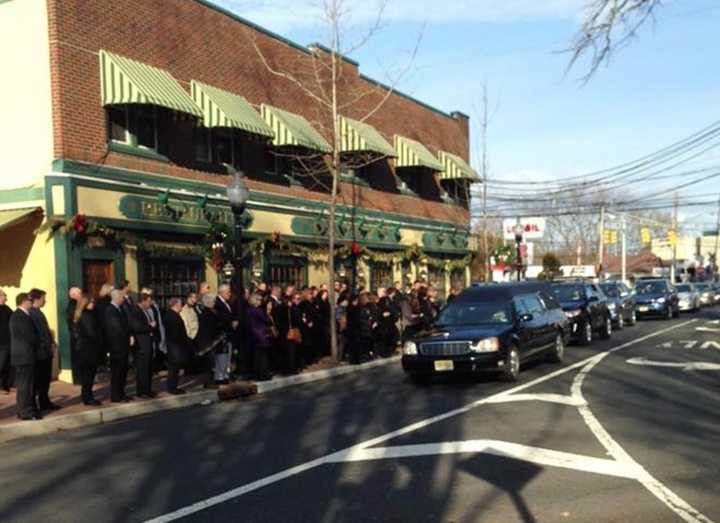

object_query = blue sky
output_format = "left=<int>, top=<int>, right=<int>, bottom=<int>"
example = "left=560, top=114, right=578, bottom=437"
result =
left=215, top=0, right=720, bottom=228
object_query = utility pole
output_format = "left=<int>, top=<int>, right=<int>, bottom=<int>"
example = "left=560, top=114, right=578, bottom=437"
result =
left=621, top=214, right=627, bottom=283
left=714, top=194, right=720, bottom=278
left=671, top=192, right=678, bottom=283
left=480, top=83, right=490, bottom=282
left=598, top=206, right=605, bottom=275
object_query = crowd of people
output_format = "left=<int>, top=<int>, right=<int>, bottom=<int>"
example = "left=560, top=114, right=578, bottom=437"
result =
left=0, top=278, right=459, bottom=421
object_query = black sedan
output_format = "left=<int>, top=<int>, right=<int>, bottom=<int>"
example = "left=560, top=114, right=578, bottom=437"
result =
left=402, top=283, right=568, bottom=384
left=599, top=280, right=637, bottom=329
left=550, top=282, right=613, bottom=345
left=634, top=279, right=679, bottom=319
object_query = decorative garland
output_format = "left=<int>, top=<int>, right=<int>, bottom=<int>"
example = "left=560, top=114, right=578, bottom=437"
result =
left=490, top=245, right=515, bottom=266
left=37, top=215, right=474, bottom=273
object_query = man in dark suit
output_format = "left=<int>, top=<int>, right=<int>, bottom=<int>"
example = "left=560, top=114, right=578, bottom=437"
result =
left=268, top=285, right=287, bottom=373
left=214, top=284, right=236, bottom=383
left=0, top=289, right=13, bottom=393
left=104, top=289, right=133, bottom=402
left=128, top=292, right=156, bottom=398
left=29, top=289, right=61, bottom=411
left=66, top=286, right=82, bottom=384
left=10, top=293, right=41, bottom=420
left=163, top=298, right=190, bottom=394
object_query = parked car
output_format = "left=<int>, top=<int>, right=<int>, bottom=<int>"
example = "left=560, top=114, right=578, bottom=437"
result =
left=694, top=282, right=714, bottom=307
left=599, top=280, right=637, bottom=329
left=675, top=283, right=700, bottom=312
left=633, top=279, right=679, bottom=319
left=713, top=282, right=720, bottom=305
left=550, top=281, right=612, bottom=345
left=401, top=282, right=568, bottom=384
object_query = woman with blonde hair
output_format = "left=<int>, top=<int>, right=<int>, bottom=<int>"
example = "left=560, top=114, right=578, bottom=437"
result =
left=73, top=294, right=102, bottom=405
left=94, top=283, right=114, bottom=370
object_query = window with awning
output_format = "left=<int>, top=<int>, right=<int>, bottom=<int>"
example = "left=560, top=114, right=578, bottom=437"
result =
left=438, top=151, right=480, bottom=182
left=339, top=116, right=396, bottom=157
left=393, top=135, right=444, bottom=171
left=190, top=81, right=274, bottom=138
left=99, top=50, right=202, bottom=117
left=261, top=104, right=332, bottom=153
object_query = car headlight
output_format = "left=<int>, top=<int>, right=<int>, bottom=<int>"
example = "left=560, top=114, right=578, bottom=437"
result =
left=403, top=341, right=418, bottom=355
left=655, top=297, right=666, bottom=304
left=607, top=303, right=616, bottom=310
left=565, top=309, right=582, bottom=318
left=470, top=337, right=500, bottom=353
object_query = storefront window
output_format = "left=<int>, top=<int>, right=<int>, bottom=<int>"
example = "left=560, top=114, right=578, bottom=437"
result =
left=401, top=261, right=413, bottom=289
left=141, top=258, right=204, bottom=309
left=451, top=268, right=466, bottom=292
left=428, top=266, right=446, bottom=298
left=268, top=255, right=307, bottom=289
left=370, top=261, right=393, bottom=291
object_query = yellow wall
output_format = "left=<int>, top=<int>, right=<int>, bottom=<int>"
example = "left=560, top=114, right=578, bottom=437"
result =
left=0, top=215, right=60, bottom=376
left=0, top=0, right=54, bottom=189
left=309, top=260, right=330, bottom=288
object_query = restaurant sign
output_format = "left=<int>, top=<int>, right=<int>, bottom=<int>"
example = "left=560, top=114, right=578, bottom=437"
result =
left=119, top=195, right=252, bottom=228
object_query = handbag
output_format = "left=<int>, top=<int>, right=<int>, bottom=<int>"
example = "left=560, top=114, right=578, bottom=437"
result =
left=286, top=306, right=302, bottom=344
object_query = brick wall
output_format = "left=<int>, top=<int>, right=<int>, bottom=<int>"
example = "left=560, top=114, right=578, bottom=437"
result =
left=46, top=0, right=471, bottom=224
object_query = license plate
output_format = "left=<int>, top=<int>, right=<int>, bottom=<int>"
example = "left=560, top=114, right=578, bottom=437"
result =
left=638, top=306, right=649, bottom=312
left=434, top=360, right=454, bottom=372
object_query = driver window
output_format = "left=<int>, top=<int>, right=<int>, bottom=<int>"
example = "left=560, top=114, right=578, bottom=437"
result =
left=514, top=298, right=529, bottom=318
left=521, top=295, right=545, bottom=315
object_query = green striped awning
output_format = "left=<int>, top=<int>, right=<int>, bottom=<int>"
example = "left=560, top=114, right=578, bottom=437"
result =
left=190, top=81, right=274, bottom=138
left=339, top=116, right=396, bottom=157
left=261, top=104, right=332, bottom=153
left=394, top=135, right=444, bottom=171
left=438, top=151, right=480, bottom=181
left=99, top=50, right=202, bottom=117
left=0, top=208, right=39, bottom=232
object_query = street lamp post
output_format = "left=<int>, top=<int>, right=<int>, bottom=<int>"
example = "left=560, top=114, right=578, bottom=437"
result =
left=513, top=223, right=524, bottom=282
left=226, top=170, right=250, bottom=300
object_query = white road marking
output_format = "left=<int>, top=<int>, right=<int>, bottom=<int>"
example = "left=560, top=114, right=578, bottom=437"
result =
left=485, top=393, right=586, bottom=407
left=144, top=320, right=697, bottom=523
left=695, top=327, right=720, bottom=333
left=700, top=340, right=720, bottom=350
left=329, top=439, right=644, bottom=479
left=573, top=337, right=713, bottom=523
left=627, top=357, right=720, bottom=371
left=657, top=341, right=674, bottom=349
left=680, top=340, right=699, bottom=349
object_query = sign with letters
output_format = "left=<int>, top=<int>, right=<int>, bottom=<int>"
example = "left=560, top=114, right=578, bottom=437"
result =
left=503, top=218, right=546, bottom=240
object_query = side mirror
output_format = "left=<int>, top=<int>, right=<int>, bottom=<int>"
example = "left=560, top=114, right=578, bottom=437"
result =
left=519, top=313, right=533, bottom=323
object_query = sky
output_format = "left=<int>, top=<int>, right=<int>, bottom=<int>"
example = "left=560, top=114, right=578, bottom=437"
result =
left=214, top=0, right=720, bottom=229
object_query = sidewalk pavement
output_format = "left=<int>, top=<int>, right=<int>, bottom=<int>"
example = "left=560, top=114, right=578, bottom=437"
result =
left=0, top=355, right=400, bottom=443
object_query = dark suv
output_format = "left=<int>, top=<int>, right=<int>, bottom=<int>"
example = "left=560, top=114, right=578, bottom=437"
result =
left=550, top=281, right=612, bottom=345
left=634, top=279, right=679, bottom=319
left=599, top=280, right=637, bottom=329
left=401, top=282, right=568, bottom=384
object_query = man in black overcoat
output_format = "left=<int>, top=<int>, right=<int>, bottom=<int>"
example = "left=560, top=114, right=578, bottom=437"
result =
left=10, top=293, right=41, bottom=420
left=0, top=289, right=13, bottom=392
left=128, top=292, right=156, bottom=398
left=29, top=289, right=61, bottom=411
left=104, top=289, right=133, bottom=402
left=163, top=298, right=190, bottom=394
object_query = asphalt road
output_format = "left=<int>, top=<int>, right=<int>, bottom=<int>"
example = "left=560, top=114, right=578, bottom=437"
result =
left=1, top=309, right=718, bottom=523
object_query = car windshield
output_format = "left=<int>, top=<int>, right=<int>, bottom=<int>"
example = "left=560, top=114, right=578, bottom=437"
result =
left=434, top=302, right=512, bottom=326
left=635, top=281, right=667, bottom=294
left=695, top=283, right=709, bottom=291
left=551, top=285, right=584, bottom=302
left=599, top=284, right=618, bottom=297
left=676, top=284, right=692, bottom=292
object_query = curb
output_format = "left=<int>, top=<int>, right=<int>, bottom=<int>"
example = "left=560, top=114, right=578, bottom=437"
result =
left=0, top=355, right=400, bottom=443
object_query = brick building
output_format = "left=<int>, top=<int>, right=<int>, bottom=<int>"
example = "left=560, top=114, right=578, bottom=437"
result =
left=0, top=0, right=478, bottom=382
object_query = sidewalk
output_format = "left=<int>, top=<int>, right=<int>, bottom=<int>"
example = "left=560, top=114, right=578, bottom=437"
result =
left=0, top=354, right=400, bottom=443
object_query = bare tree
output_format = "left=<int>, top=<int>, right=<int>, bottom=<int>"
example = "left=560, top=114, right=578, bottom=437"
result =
left=245, top=0, right=422, bottom=360
left=567, top=0, right=663, bottom=81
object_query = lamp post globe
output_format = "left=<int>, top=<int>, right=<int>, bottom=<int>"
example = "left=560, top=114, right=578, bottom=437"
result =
left=226, top=170, right=250, bottom=299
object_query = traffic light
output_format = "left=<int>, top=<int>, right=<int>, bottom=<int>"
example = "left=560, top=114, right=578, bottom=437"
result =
left=640, top=227, right=651, bottom=244
left=603, top=230, right=618, bottom=245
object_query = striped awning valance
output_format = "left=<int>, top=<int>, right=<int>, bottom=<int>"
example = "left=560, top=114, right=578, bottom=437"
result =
left=438, top=151, right=480, bottom=182
left=394, top=135, right=444, bottom=171
left=190, top=81, right=274, bottom=138
left=261, top=104, right=332, bottom=153
left=99, top=50, right=202, bottom=117
left=339, top=116, right=396, bottom=157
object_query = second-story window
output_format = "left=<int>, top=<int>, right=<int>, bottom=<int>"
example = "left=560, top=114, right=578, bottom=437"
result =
left=213, top=128, right=234, bottom=165
left=194, top=127, right=211, bottom=163
left=107, top=105, right=159, bottom=151
left=193, top=128, right=240, bottom=167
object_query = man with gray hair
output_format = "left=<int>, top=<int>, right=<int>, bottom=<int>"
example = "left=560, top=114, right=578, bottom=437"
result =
left=214, top=285, right=236, bottom=383
left=104, top=289, right=133, bottom=402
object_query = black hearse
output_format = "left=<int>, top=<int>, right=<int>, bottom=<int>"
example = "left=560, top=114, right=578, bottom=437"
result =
left=401, top=282, right=569, bottom=384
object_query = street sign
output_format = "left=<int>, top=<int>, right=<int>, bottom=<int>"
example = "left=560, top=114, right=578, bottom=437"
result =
left=502, top=218, right=546, bottom=240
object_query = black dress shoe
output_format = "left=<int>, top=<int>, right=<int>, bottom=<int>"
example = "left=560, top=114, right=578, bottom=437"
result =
left=17, top=414, right=35, bottom=421
left=40, top=403, right=62, bottom=411
left=168, top=389, right=187, bottom=395
left=83, top=399, right=102, bottom=406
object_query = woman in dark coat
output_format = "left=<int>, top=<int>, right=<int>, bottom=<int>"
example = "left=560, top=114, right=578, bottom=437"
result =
left=196, top=293, right=221, bottom=385
left=286, top=293, right=303, bottom=374
left=376, top=288, right=399, bottom=357
left=248, top=293, right=272, bottom=381
left=74, top=295, right=103, bottom=405
left=314, top=289, right=331, bottom=358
